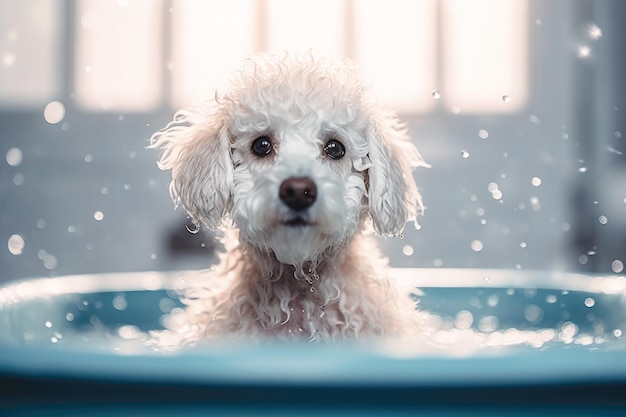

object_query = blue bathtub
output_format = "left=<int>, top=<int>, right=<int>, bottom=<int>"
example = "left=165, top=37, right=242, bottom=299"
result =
left=1, top=268, right=625, bottom=416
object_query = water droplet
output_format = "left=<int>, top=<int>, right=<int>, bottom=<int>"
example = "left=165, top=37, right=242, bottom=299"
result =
left=578, top=254, right=589, bottom=265
left=531, top=177, right=542, bottom=187
left=615, top=131, right=623, bottom=139
left=123, top=184, right=131, bottom=190
left=150, top=253, right=158, bottom=260
left=128, top=151, right=137, bottom=159
left=2, top=52, right=16, bottom=68
left=530, top=196, right=541, bottom=211
left=611, top=260, right=624, bottom=274
left=502, top=95, right=510, bottom=103
left=37, top=219, right=47, bottom=229
left=6, top=147, right=23, bottom=167
left=65, top=313, right=75, bottom=322
left=450, top=105, right=462, bottom=114
left=402, top=245, right=414, bottom=256
left=432, top=90, right=441, bottom=100
left=67, top=225, right=76, bottom=233
left=12, top=173, right=24, bottom=186
left=45, top=321, right=52, bottom=328
left=560, top=321, right=578, bottom=339
left=578, top=45, right=591, bottom=58
left=186, top=222, right=200, bottom=234
left=578, top=166, right=588, bottom=173
left=433, top=258, right=443, bottom=267
left=478, top=315, right=499, bottom=332
left=101, top=187, right=109, bottom=195
left=546, top=294, right=557, bottom=304
left=587, top=23, right=602, bottom=40
left=112, top=294, right=127, bottom=311
left=535, top=19, right=542, bottom=25
left=598, top=215, right=608, bottom=225
left=470, top=240, right=483, bottom=252
left=44, top=101, right=65, bottom=124
left=483, top=276, right=491, bottom=283
left=461, top=150, right=470, bottom=159
left=614, top=329, right=623, bottom=338
left=529, top=114, right=540, bottom=125
left=584, top=297, right=595, bottom=308
left=43, top=254, right=58, bottom=270
left=454, top=310, right=473, bottom=329
left=478, top=129, right=489, bottom=139
left=84, top=154, right=93, bottom=163
left=520, top=242, right=527, bottom=248
left=7, top=234, right=25, bottom=255
left=309, top=286, right=315, bottom=293
left=524, top=304, right=543, bottom=323
left=93, top=211, right=104, bottom=221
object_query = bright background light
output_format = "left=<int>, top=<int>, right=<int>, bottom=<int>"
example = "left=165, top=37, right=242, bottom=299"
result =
left=0, top=0, right=531, bottom=113
left=441, top=0, right=529, bottom=113
left=170, top=0, right=257, bottom=107
left=74, top=0, right=164, bottom=111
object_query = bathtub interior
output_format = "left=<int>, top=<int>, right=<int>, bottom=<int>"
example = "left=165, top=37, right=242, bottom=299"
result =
left=1, top=268, right=626, bottom=415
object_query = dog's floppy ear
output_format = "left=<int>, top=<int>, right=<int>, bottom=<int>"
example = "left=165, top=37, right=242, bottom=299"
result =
left=365, top=111, right=429, bottom=236
left=150, top=104, right=233, bottom=230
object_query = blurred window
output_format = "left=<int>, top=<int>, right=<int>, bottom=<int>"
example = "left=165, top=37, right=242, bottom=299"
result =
left=0, top=0, right=528, bottom=114
left=0, top=0, right=63, bottom=108
left=74, top=0, right=164, bottom=111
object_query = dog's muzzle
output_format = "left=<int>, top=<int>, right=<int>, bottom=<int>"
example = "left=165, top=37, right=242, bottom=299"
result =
left=279, top=177, right=317, bottom=213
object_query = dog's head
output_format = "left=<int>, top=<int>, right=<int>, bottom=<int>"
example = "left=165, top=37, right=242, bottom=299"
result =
left=151, top=53, right=428, bottom=266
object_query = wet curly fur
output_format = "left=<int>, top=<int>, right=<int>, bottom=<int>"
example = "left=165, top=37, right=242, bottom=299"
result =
left=150, top=53, right=429, bottom=344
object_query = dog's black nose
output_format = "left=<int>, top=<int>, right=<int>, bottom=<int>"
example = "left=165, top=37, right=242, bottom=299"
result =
left=279, top=177, right=317, bottom=211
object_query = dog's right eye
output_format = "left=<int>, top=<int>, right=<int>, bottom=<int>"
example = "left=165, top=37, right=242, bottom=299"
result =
left=251, top=136, right=273, bottom=157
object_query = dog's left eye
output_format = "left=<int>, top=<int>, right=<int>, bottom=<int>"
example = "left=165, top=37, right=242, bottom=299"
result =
left=251, top=136, right=273, bottom=157
left=323, top=139, right=345, bottom=160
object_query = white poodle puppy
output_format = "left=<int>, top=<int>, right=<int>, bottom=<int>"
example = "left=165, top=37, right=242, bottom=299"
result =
left=150, top=53, right=429, bottom=344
